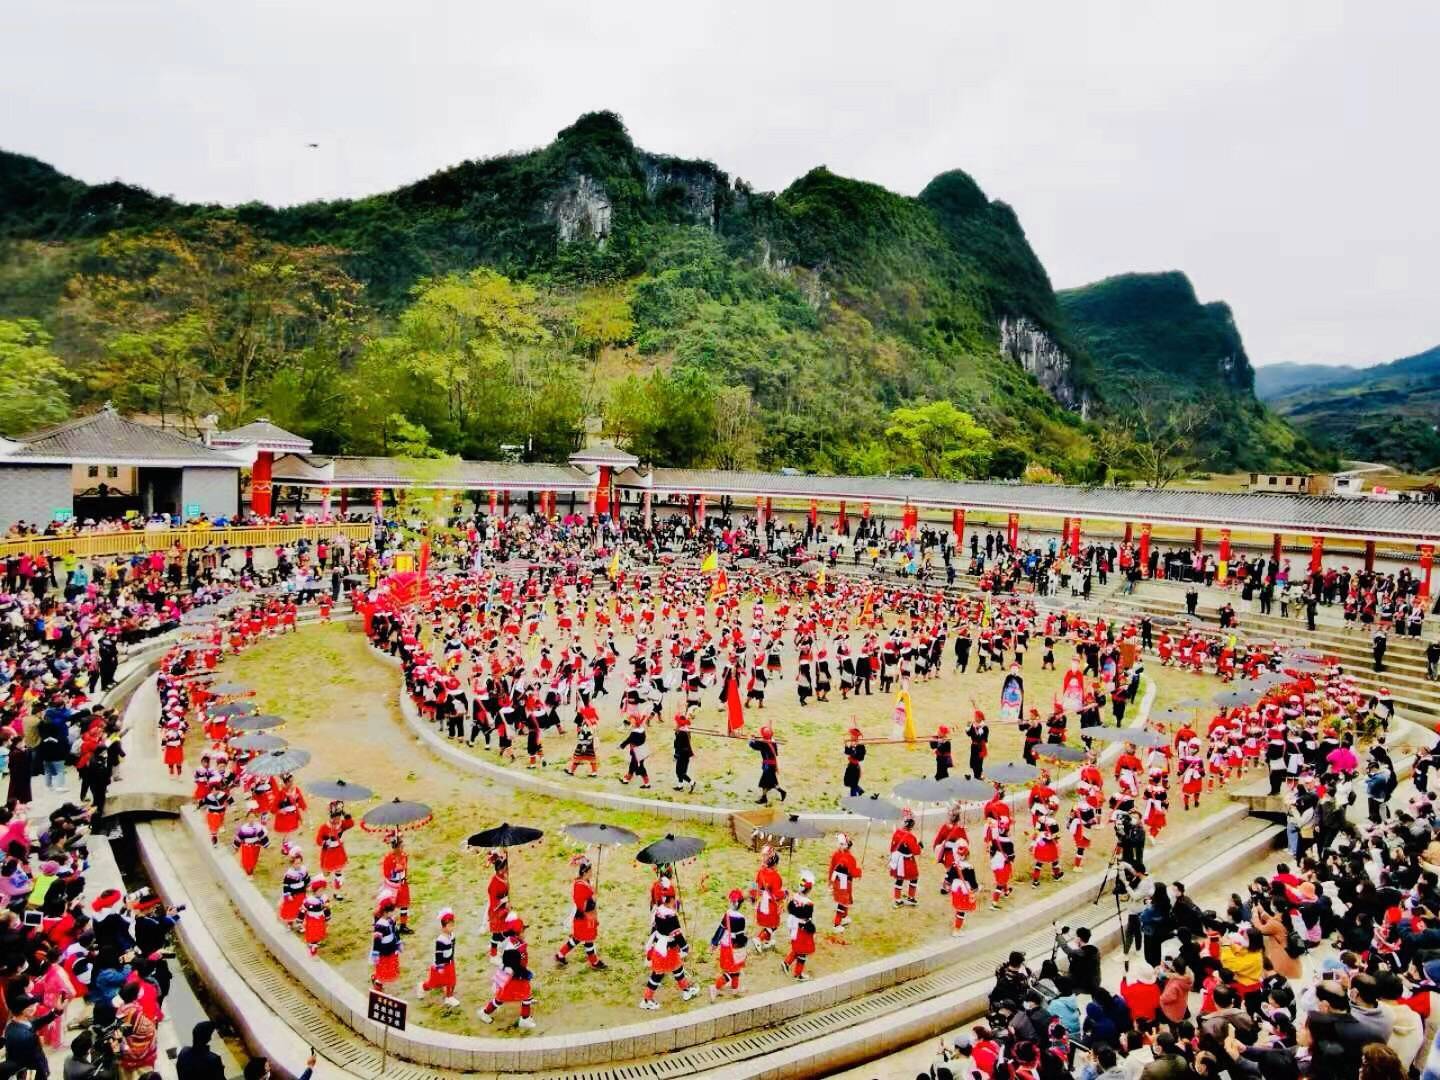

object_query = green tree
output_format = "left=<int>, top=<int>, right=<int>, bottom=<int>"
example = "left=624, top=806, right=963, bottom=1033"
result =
left=884, top=400, right=993, bottom=478
left=0, top=319, right=74, bottom=435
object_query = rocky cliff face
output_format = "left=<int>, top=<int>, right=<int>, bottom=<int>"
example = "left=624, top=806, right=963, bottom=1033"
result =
left=999, top=315, right=1091, bottom=418
left=544, top=174, right=613, bottom=243
left=639, top=154, right=722, bottom=230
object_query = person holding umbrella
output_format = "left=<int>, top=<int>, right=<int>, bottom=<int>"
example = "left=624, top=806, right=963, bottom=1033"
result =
left=554, top=856, right=606, bottom=970
left=746, top=845, right=785, bottom=952
left=479, top=911, right=535, bottom=1029
left=380, top=833, right=412, bottom=935
left=780, top=871, right=818, bottom=981
left=889, top=808, right=921, bottom=907
left=828, top=833, right=861, bottom=932
left=314, top=801, right=354, bottom=903
left=486, top=851, right=511, bottom=964
left=708, top=889, right=749, bottom=1000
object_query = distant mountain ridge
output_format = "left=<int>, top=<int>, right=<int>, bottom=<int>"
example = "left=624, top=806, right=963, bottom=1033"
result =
left=1263, top=345, right=1440, bottom=469
left=0, top=111, right=1324, bottom=475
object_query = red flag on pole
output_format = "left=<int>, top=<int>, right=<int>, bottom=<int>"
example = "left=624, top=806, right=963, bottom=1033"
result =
left=725, top=672, right=745, bottom=734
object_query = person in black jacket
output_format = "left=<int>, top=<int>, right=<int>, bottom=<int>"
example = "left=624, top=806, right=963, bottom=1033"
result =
left=175, top=1021, right=225, bottom=1080
left=1057, top=925, right=1101, bottom=994
left=4, top=992, right=59, bottom=1080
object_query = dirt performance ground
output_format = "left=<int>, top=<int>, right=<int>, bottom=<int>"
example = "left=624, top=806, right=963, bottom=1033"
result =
left=196, top=621, right=1238, bottom=1037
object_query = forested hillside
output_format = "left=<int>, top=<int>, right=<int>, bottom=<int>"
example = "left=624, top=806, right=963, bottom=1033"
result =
left=0, top=111, right=1321, bottom=481
left=1263, top=345, right=1440, bottom=469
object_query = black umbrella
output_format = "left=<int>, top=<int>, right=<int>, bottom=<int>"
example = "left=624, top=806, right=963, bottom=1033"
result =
left=306, top=778, right=375, bottom=802
left=242, top=747, right=312, bottom=778
left=1173, top=698, right=1208, bottom=710
left=945, top=778, right=997, bottom=802
left=1033, top=743, right=1087, bottom=763
left=987, top=762, right=1040, bottom=784
left=894, top=778, right=961, bottom=804
left=636, top=834, right=705, bottom=865
left=1079, top=726, right=1138, bottom=745
left=361, top=798, right=433, bottom=833
left=839, top=793, right=905, bottom=821
left=229, top=713, right=283, bottom=732
left=1214, top=688, right=1260, bottom=709
left=467, top=823, right=545, bottom=849
left=208, top=701, right=257, bottom=718
left=230, top=733, right=287, bottom=753
left=1149, top=708, right=1194, bottom=726
left=1120, top=728, right=1169, bottom=748
left=342, top=573, right=366, bottom=585
left=755, top=815, right=824, bottom=841
left=207, top=682, right=253, bottom=697
left=562, top=822, right=639, bottom=894
left=636, top=833, right=705, bottom=928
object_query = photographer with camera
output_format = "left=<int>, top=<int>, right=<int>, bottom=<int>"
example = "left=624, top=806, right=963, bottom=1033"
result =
left=62, top=1028, right=120, bottom=1080
left=1055, top=924, right=1101, bottom=995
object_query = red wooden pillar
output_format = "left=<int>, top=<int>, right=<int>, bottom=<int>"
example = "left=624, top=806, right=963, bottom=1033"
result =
left=1006, top=513, right=1019, bottom=549
left=1139, top=523, right=1152, bottom=574
left=1069, top=517, right=1082, bottom=557
left=1123, top=521, right=1134, bottom=545
left=952, top=507, right=965, bottom=543
left=1309, top=535, right=1324, bottom=573
left=489, top=489, right=498, bottom=516
left=250, top=450, right=275, bottom=517
left=372, top=487, right=383, bottom=518
left=1420, top=544, right=1434, bottom=600
left=1060, top=518, right=1071, bottom=551
left=837, top=500, right=848, bottom=531
left=766, top=497, right=774, bottom=517
left=1364, top=540, right=1376, bottom=572
left=697, top=493, right=707, bottom=524
left=1193, top=527, right=1204, bottom=553
left=502, top=490, right=511, bottom=516
left=1271, top=533, right=1282, bottom=561
left=688, top=494, right=698, bottom=524
left=339, top=489, right=349, bottom=516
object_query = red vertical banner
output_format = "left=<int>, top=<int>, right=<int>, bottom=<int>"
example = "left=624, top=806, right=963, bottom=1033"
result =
left=952, top=507, right=965, bottom=542
left=488, top=489, right=497, bottom=516
left=595, top=466, right=612, bottom=517
left=1218, top=529, right=1231, bottom=563
left=250, top=451, right=274, bottom=517
left=1069, top=517, right=1082, bottom=557
left=1193, top=527, right=1204, bottom=553
left=837, top=500, right=848, bottom=532
left=1271, top=533, right=1282, bottom=561
left=1420, top=544, right=1434, bottom=599
left=418, top=540, right=431, bottom=578
left=1139, top=522, right=1151, bottom=573
left=1006, top=513, right=1019, bottom=549
left=861, top=501, right=871, bottom=520
left=902, top=503, right=918, bottom=535
left=1060, top=518, right=1071, bottom=551
left=1310, top=535, right=1324, bottom=573
left=808, top=499, right=818, bottom=526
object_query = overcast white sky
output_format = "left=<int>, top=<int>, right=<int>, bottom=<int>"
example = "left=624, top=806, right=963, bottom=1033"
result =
left=5, top=0, right=1436, bottom=366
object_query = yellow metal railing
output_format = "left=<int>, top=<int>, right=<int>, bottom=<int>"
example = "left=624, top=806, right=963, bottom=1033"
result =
left=0, top=523, right=374, bottom=560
